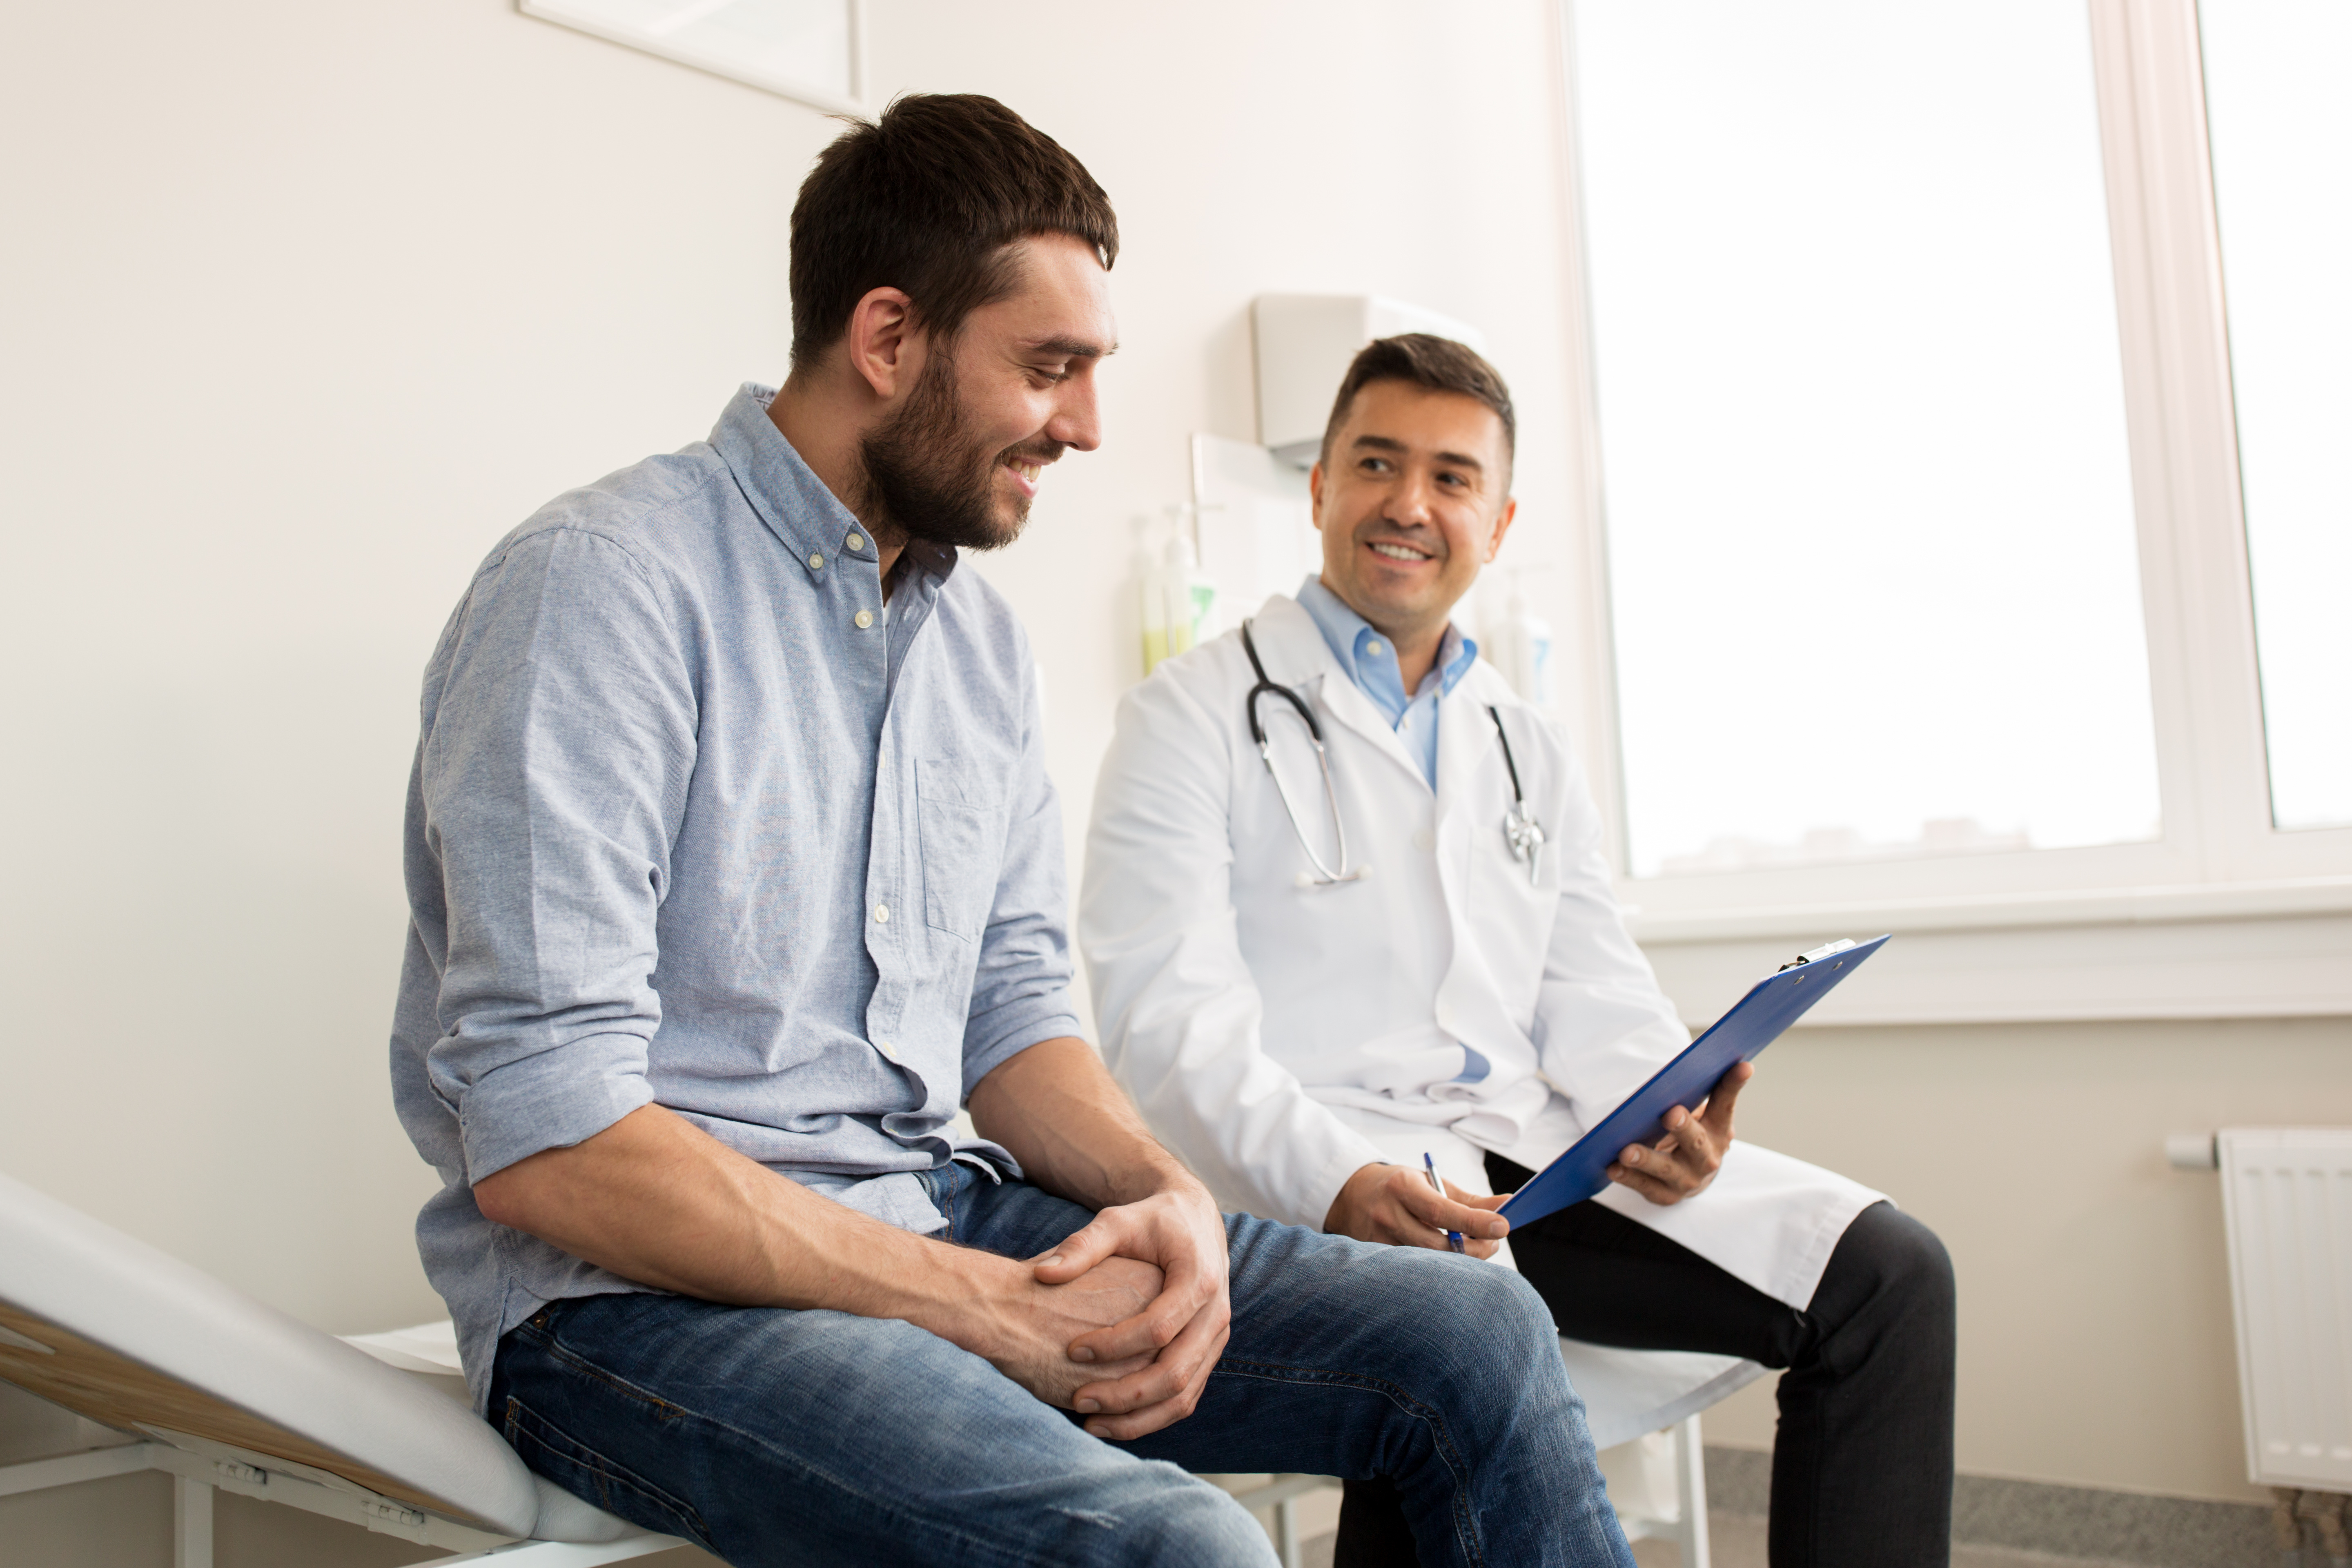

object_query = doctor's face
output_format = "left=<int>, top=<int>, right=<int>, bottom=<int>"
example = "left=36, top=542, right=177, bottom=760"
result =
left=1310, top=380, right=1517, bottom=639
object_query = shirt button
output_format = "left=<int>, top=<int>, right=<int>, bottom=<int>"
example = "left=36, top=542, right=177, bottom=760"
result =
left=873, top=903, right=890, bottom=923
left=1413, top=829, right=1435, bottom=852
left=1366, top=640, right=1384, bottom=656
left=855, top=609, right=875, bottom=630
left=876, top=1040, right=898, bottom=1061
left=847, top=533, right=866, bottom=552
left=808, top=552, right=825, bottom=570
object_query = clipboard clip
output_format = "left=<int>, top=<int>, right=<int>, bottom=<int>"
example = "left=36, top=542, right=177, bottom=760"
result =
left=1777, top=937, right=1860, bottom=973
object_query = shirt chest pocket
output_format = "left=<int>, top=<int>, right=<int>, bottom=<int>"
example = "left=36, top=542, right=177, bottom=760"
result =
left=916, top=759, right=1007, bottom=941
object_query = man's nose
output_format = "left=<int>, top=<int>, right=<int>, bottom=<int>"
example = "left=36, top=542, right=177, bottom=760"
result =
left=1046, top=373, right=1102, bottom=453
left=1384, top=469, right=1437, bottom=526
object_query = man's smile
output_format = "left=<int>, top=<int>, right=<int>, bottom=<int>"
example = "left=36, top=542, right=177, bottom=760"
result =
left=1366, top=539, right=1435, bottom=563
left=1002, top=449, right=1057, bottom=501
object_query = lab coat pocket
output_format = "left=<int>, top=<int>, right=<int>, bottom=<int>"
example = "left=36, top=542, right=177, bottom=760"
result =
left=916, top=759, right=1004, bottom=941
left=1329, top=1021, right=1459, bottom=1096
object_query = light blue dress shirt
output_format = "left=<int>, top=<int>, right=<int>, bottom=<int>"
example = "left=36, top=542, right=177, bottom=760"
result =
left=390, top=385, right=1082, bottom=1408
left=1290, top=576, right=1490, bottom=1083
left=1293, top=575, right=1478, bottom=789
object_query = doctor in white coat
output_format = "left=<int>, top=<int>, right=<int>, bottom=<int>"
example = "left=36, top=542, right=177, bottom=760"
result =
left=1081, top=336, right=1954, bottom=1568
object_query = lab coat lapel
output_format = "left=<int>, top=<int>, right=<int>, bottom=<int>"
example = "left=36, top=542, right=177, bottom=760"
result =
left=1432, top=675, right=1497, bottom=829
left=1245, top=596, right=1432, bottom=792
left=1429, top=671, right=1536, bottom=1073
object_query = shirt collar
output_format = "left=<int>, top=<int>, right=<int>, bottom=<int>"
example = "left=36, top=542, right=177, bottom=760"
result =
left=708, top=383, right=958, bottom=588
left=1294, top=575, right=1478, bottom=706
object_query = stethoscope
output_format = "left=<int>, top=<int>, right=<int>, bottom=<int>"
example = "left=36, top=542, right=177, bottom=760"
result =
left=1241, top=619, right=1548, bottom=888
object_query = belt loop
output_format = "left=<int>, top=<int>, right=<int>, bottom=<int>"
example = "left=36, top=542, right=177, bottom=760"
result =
left=922, top=1161, right=950, bottom=1241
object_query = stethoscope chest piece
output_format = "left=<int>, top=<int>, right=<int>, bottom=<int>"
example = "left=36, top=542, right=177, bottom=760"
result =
left=1503, top=798, right=1547, bottom=885
left=1487, top=705, right=1546, bottom=886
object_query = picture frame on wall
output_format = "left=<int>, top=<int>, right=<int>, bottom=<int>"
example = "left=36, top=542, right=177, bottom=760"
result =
left=520, top=0, right=864, bottom=114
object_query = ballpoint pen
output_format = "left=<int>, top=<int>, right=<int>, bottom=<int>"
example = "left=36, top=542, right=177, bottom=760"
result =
left=1423, top=1152, right=1465, bottom=1253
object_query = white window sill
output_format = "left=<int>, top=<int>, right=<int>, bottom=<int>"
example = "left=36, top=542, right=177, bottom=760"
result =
left=1628, top=875, right=2352, bottom=1027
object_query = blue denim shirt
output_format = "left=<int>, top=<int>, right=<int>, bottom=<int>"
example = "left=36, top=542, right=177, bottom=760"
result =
left=1293, top=575, right=1478, bottom=789
left=390, top=385, right=1083, bottom=1408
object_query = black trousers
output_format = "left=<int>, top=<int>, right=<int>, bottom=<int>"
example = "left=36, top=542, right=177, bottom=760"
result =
left=1335, top=1153, right=1956, bottom=1568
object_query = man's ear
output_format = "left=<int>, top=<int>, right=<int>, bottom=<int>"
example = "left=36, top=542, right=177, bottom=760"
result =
left=1307, top=461, right=1326, bottom=530
left=1484, top=496, right=1519, bottom=563
left=844, top=286, right=920, bottom=401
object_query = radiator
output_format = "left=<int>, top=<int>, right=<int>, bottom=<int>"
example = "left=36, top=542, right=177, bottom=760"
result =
left=2218, top=1129, right=2352, bottom=1490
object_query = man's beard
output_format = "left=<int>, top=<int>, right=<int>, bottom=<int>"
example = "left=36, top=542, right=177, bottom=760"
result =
left=856, top=347, right=1044, bottom=553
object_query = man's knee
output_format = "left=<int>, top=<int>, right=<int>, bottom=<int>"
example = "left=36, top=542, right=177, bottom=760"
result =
left=1091, top=1465, right=1277, bottom=1568
left=1385, top=1251, right=1563, bottom=1382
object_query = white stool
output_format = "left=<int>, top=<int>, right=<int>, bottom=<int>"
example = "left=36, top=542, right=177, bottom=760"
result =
left=1566, top=1337, right=1764, bottom=1567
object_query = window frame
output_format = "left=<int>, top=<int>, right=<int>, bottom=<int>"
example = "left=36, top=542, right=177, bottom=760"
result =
left=1545, top=0, right=2352, bottom=1020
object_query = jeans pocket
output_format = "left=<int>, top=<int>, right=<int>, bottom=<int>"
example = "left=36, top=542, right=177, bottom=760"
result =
left=501, top=1395, right=717, bottom=1553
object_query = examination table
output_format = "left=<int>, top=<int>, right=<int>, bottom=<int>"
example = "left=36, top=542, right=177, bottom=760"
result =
left=0, top=1168, right=1749, bottom=1566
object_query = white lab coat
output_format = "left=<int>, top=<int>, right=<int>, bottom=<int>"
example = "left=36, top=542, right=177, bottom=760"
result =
left=1080, top=592, right=1882, bottom=1311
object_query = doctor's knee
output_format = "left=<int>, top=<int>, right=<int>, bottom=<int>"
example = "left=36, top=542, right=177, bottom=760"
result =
left=1836, top=1200, right=1957, bottom=1354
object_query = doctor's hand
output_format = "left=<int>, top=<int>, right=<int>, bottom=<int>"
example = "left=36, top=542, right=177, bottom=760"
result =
left=1608, top=1060, right=1754, bottom=1206
left=1323, top=1163, right=1511, bottom=1258
left=1027, top=1181, right=1232, bottom=1441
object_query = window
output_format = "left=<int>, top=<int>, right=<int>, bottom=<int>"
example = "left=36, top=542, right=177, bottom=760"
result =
left=1550, top=0, right=2352, bottom=1021
left=1574, top=0, right=2160, bottom=879
left=2199, top=0, right=2352, bottom=832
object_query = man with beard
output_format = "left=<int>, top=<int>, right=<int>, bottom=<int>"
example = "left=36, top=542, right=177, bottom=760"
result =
left=389, top=95, right=1633, bottom=1568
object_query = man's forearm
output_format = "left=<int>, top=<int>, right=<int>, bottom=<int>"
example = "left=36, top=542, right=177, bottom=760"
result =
left=969, top=1036, right=1197, bottom=1209
left=474, top=1104, right=1021, bottom=1339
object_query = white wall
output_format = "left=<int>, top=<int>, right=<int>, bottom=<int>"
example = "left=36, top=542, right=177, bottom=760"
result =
left=0, top=2, right=1576, bottom=1561
left=1698, top=1013, right=2352, bottom=1507
left=1, top=5, right=2325, bottom=1562
left=0, top=0, right=1577, bottom=1327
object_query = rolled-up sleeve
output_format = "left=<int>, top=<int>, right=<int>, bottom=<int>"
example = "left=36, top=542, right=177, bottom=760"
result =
left=960, top=656, right=1086, bottom=1096
left=415, top=527, right=695, bottom=1183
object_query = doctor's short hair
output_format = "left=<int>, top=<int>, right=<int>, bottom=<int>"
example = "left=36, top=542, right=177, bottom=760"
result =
left=788, top=94, right=1119, bottom=370
left=1319, top=334, right=1517, bottom=478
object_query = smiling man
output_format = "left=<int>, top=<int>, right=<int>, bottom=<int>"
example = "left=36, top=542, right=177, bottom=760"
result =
left=1083, top=335, right=1958, bottom=1567
left=390, top=100, right=1632, bottom=1568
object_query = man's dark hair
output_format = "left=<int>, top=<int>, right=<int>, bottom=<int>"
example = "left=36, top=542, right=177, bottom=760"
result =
left=789, top=94, right=1118, bottom=370
left=1319, top=334, right=1517, bottom=474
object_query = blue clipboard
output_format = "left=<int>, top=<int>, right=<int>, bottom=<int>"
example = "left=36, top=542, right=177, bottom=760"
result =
left=1497, top=935, right=1892, bottom=1228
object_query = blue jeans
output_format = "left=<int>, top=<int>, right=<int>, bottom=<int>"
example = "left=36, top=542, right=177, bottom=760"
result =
left=488, top=1161, right=1633, bottom=1568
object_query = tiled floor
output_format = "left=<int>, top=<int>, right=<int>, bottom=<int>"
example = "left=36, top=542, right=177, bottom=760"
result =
left=1625, top=1514, right=2145, bottom=1568
left=1301, top=1515, right=2150, bottom=1568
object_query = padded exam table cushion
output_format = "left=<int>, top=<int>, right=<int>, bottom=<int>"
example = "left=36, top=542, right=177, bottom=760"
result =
left=0, top=1168, right=627, bottom=1542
